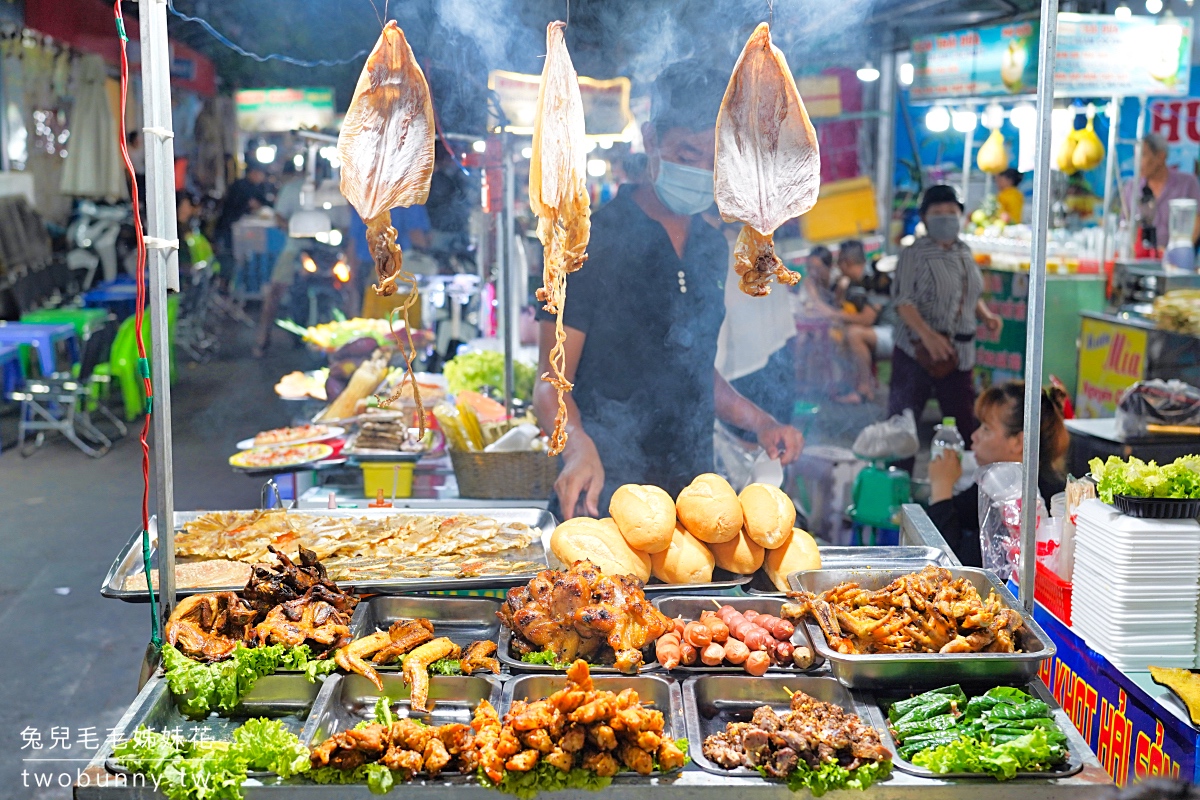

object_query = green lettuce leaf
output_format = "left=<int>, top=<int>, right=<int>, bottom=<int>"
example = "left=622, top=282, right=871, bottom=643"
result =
left=762, top=758, right=892, bottom=796
left=161, top=643, right=333, bottom=718
left=911, top=729, right=1065, bottom=780
left=444, top=350, right=535, bottom=402
left=1089, top=455, right=1200, bottom=502
left=519, top=648, right=572, bottom=670
left=229, top=718, right=310, bottom=779
left=428, top=657, right=463, bottom=676
left=478, top=761, right=613, bottom=800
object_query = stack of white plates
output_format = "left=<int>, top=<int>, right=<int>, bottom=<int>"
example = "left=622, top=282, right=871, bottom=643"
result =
left=1071, top=499, right=1200, bottom=671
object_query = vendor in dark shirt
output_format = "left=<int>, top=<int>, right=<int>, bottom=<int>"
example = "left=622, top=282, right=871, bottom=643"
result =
left=533, top=61, right=804, bottom=519
left=927, top=381, right=1069, bottom=566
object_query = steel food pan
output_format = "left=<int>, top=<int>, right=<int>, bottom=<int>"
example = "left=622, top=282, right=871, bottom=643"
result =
left=101, top=508, right=553, bottom=602
left=497, top=626, right=661, bottom=674
left=542, top=543, right=752, bottom=594
left=683, top=674, right=870, bottom=778
left=502, top=673, right=685, bottom=774
left=104, top=673, right=322, bottom=778
left=346, top=595, right=503, bottom=673
left=745, top=547, right=956, bottom=595
left=650, top=595, right=819, bottom=674
left=871, top=680, right=1084, bottom=780
left=789, top=567, right=1055, bottom=689
left=302, top=673, right=503, bottom=750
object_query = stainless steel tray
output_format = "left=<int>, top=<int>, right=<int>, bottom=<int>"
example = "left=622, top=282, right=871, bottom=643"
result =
left=347, top=595, right=503, bottom=673
left=101, top=508, right=554, bottom=602
left=502, top=673, right=685, bottom=774
left=543, top=546, right=752, bottom=594
left=790, top=567, right=1055, bottom=689
left=497, top=626, right=661, bottom=674
left=104, top=673, right=322, bottom=778
left=650, top=595, right=819, bottom=674
left=872, top=680, right=1084, bottom=780
left=682, top=674, right=874, bottom=778
left=745, top=547, right=956, bottom=594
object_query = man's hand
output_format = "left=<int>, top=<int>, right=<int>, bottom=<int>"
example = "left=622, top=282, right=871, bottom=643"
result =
left=921, top=331, right=956, bottom=362
left=981, top=310, right=1003, bottom=335
left=755, top=422, right=804, bottom=465
left=928, top=450, right=963, bottom=504
left=554, top=432, right=604, bottom=519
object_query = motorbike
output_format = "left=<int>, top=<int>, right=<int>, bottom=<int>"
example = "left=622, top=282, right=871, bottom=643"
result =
left=65, top=200, right=137, bottom=290
left=282, top=239, right=356, bottom=332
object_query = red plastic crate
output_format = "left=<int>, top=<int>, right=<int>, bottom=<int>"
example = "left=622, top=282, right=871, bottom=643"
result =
left=1035, top=562, right=1072, bottom=626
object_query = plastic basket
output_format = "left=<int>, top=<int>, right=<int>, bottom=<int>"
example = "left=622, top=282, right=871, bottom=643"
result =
left=1035, top=562, right=1073, bottom=626
left=1113, top=495, right=1200, bottom=520
left=450, top=450, right=560, bottom=500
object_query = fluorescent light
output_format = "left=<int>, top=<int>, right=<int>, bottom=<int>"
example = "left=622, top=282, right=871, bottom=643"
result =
left=586, top=159, right=607, bottom=178
left=952, top=109, right=977, bottom=132
left=899, top=62, right=914, bottom=85
left=322, top=202, right=332, bottom=210
left=254, top=144, right=276, bottom=164
left=925, top=106, right=950, bottom=133
left=471, top=140, right=486, bottom=153
left=599, top=139, right=614, bottom=149
left=1146, top=0, right=1163, bottom=12
left=1115, top=2, right=1133, bottom=15
left=1009, top=102, right=1037, bottom=129
left=327, top=229, right=342, bottom=247
left=521, top=146, right=533, bottom=159
left=292, top=153, right=304, bottom=169
left=981, top=103, right=1005, bottom=130
left=856, top=63, right=880, bottom=82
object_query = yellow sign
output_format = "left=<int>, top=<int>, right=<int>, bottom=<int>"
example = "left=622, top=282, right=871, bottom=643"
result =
left=796, top=75, right=842, bottom=119
left=1076, top=317, right=1148, bottom=418
left=487, top=70, right=633, bottom=137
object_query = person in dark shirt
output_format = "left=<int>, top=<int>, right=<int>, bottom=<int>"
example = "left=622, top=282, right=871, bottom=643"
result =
left=425, top=143, right=473, bottom=246
left=927, top=381, right=1069, bottom=566
left=214, top=165, right=270, bottom=253
left=533, top=61, right=805, bottom=520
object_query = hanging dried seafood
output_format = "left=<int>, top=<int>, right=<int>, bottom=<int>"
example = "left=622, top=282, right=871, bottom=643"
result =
left=338, top=21, right=434, bottom=433
left=531, top=21, right=591, bottom=456
left=715, top=23, right=820, bottom=297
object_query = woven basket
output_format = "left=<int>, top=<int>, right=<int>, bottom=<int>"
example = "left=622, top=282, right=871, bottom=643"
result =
left=450, top=449, right=561, bottom=500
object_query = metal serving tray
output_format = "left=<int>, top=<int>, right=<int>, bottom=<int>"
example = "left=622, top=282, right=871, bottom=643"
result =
left=745, top=547, right=956, bottom=594
left=790, top=567, right=1056, bottom=689
left=104, top=673, right=322, bottom=778
left=496, top=626, right=661, bottom=674
left=502, top=673, right=685, bottom=774
left=347, top=595, right=503, bottom=672
left=871, top=680, right=1084, bottom=780
left=682, top=674, right=871, bottom=778
left=650, top=595, right=819, bottom=674
left=302, top=673, right=504, bottom=749
left=542, top=543, right=752, bottom=595
left=101, top=508, right=554, bottom=602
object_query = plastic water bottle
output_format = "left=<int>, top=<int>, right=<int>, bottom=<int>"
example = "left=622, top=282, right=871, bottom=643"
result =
left=930, top=417, right=965, bottom=461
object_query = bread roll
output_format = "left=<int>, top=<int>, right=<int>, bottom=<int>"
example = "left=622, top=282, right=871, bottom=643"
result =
left=708, top=529, right=764, bottom=575
left=739, top=483, right=797, bottom=549
left=551, top=517, right=651, bottom=582
left=763, top=527, right=821, bottom=592
left=609, top=484, right=676, bottom=554
left=676, top=473, right=742, bottom=544
left=650, top=524, right=715, bottom=584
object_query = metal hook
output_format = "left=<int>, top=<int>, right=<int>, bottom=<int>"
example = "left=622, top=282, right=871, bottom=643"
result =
left=767, top=0, right=774, bottom=26
left=565, top=0, right=570, bottom=28
left=261, top=478, right=283, bottom=510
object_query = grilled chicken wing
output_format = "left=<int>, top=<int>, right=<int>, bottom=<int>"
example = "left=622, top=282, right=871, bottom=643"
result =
left=165, top=592, right=257, bottom=662
left=461, top=639, right=500, bottom=675
left=372, top=618, right=435, bottom=664
left=402, top=637, right=461, bottom=712
left=715, top=23, right=820, bottom=297
left=253, top=585, right=353, bottom=657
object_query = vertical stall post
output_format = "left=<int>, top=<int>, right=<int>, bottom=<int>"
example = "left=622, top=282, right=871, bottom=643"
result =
left=1018, top=0, right=1060, bottom=612
left=139, top=0, right=180, bottom=622
left=875, top=48, right=897, bottom=234
left=502, top=132, right=516, bottom=416
left=1099, top=98, right=1121, bottom=267
left=960, top=105, right=975, bottom=210
left=1124, top=96, right=1147, bottom=259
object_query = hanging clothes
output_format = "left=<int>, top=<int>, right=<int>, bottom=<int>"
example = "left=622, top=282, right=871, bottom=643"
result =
left=61, top=54, right=127, bottom=199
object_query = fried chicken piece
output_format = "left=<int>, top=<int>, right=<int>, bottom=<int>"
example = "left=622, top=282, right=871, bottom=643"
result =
left=335, top=631, right=391, bottom=690
left=612, top=706, right=664, bottom=734
left=657, top=738, right=687, bottom=772
left=509, top=699, right=559, bottom=732
left=389, top=719, right=432, bottom=753
left=470, top=700, right=505, bottom=783
left=559, top=724, right=586, bottom=753
left=498, top=727, right=522, bottom=760
left=615, top=688, right=640, bottom=709
left=618, top=743, right=654, bottom=775
left=372, top=618, right=435, bottom=664
left=402, top=637, right=460, bottom=712
left=460, top=639, right=500, bottom=675
left=587, top=723, right=617, bottom=751
left=581, top=749, right=620, bottom=777
left=545, top=746, right=575, bottom=773
left=423, top=737, right=451, bottom=776
left=310, top=725, right=389, bottom=771
left=506, top=749, right=541, bottom=772
left=520, top=728, right=555, bottom=754
left=254, top=586, right=353, bottom=655
left=437, top=723, right=474, bottom=757
left=635, top=731, right=662, bottom=752
left=380, top=745, right=424, bottom=774
left=570, top=692, right=618, bottom=724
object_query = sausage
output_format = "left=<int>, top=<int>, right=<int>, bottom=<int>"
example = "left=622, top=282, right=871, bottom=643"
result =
left=742, top=627, right=774, bottom=652
left=680, top=643, right=698, bottom=666
left=683, top=621, right=712, bottom=649
left=774, top=640, right=794, bottom=664
left=701, top=642, right=726, bottom=666
left=673, top=617, right=686, bottom=637
left=656, top=631, right=681, bottom=669
left=792, top=645, right=814, bottom=670
left=699, top=613, right=729, bottom=643
left=744, top=651, right=771, bottom=676
left=723, top=639, right=750, bottom=665
left=742, top=609, right=759, bottom=622
left=754, top=614, right=795, bottom=640
left=731, top=621, right=755, bottom=641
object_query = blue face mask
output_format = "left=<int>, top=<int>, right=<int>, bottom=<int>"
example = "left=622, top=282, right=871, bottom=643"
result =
left=653, top=159, right=714, bottom=216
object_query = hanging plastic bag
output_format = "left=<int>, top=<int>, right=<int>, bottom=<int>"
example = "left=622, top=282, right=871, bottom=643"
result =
left=977, top=462, right=1047, bottom=581
left=714, top=421, right=782, bottom=493
left=1115, top=379, right=1200, bottom=438
left=851, top=409, right=919, bottom=461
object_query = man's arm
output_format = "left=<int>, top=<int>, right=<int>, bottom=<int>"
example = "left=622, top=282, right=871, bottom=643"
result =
left=534, top=321, right=604, bottom=519
left=713, top=373, right=804, bottom=465
left=896, top=302, right=954, bottom=361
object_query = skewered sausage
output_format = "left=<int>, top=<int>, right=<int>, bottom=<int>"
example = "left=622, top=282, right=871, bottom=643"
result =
left=701, top=642, right=726, bottom=666
left=683, top=621, right=712, bottom=649
left=744, top=651, right=771, bottom=676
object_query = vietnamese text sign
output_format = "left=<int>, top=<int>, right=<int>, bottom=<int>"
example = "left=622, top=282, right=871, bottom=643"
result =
left=911, top=20, right=1037, bottom=100
left=1056, top=13, right=1192, bottom=98
left=1076, top=316, right=1148, bottom=419
left=235, top=87, right=335, bottom=133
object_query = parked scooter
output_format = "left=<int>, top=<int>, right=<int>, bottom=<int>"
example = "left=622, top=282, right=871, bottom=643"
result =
left=65, top=200, right=137, bottom=290
left=283, top=240, right=356, bottom=332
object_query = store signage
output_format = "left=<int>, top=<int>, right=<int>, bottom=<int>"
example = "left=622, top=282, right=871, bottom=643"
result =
left=1032, top=606, right=1195, bottom=785
left=796, top=75, right=842, bottom=119
left=1076, top=317, right=1147, bottom=418
left=235, top=87, right=335, bottom=133
left=488, top=70, right=633, bottom=137
left=1151, top=99, right=1200, bottom=144
left=912, top=14, right=1192, bottom=100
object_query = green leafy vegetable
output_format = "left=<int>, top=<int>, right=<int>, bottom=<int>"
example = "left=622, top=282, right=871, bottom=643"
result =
left=308, top=763, right=401, bottom=794
left=161, top=643, right=333, bottom=718
left=519, top=648, right=572, bottom=670
left=373, top=696, right=396, bottom=727
left=230, top=719, right=310, bottom=779
left=760, top=758, right=892, bottom=796
left=428, top=657, right=463, bottom=676
left=1090, top=455, right=1200, bottom=502
left=444, top=350, right=536, bottom=402
left=912, top=729, right=1065, bottom=780
left=477, top=761, right=613, bottom=800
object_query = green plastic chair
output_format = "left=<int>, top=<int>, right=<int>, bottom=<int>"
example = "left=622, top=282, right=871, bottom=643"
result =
left=104, top=297, right=179, bottom=420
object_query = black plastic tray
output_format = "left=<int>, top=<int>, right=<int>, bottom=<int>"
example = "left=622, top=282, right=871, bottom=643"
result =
left=1114, top=494, right=1200, bottom=519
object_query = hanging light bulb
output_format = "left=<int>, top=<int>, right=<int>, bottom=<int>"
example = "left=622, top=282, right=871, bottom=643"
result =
left=899, top=62, right=914, bottom=86
left=586, top=159, right=607, bottom=178
left=925, top=106, right=951, bottom=132
left=952, top=109, right=978, bottom=133
left=471, top=140, right=486, bottom=153
left=254, top=144, right=277, bottom=164
left=1146, top=0, right=1163, bottom=13
left=1114, top=2, right=1133, bottom=15
left=332, top=259, right=351, bottom=284
left=856, top=61, right=880, bottom=82
left=1009, top=102, right=1037, bottom=130
left=292, top=153, right=304, bottom=169
left=981, top=103, right=1005, bottom=130
left=302, top=254, right=318, bottom=273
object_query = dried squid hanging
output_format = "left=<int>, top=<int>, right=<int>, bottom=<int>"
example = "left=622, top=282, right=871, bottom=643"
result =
left=337, top=21, right=434, bottom=433
left=715, top=23, right=820, bottom=297
left=531, top=21, right=591, bottom=456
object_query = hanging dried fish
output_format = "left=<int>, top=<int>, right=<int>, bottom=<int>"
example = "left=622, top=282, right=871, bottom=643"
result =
left=338, top=21, right=434, bottom=433
left=715, top=23, right=820, bottom=297
left=531, top=21, right=591, bottom=456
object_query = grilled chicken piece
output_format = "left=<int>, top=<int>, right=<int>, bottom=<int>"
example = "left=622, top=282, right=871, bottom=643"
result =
left=402, top=637, right=461, bottom=712
left=530, top=21, right=591, bottom=456
left=165, top=591, right=257, bottom=661
left=253, top=585, right=353, bottom=657
left=244, top=546, right=357, bottom=616
left=335, top=631, right=391, bottom=690
left=715, top=23, right=820, bottom=297
left=461, top=639, right=500, bottom=675
left=372, top=618, right=435, bottom=664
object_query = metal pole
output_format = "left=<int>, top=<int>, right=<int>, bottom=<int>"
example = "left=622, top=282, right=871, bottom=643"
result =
left=960, top=105, right=975, bottom=211
left=502, top=133, right=515, bottom=416
left=139, top=0, right=180, bottom=622
left=1124, top=96, right=1147, bottom=259
left=875, top=48, right=897, bottom=241
left=1099, top=97, right=1121, bottom=268
left=1018, top=0, right=1059, bottom=612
